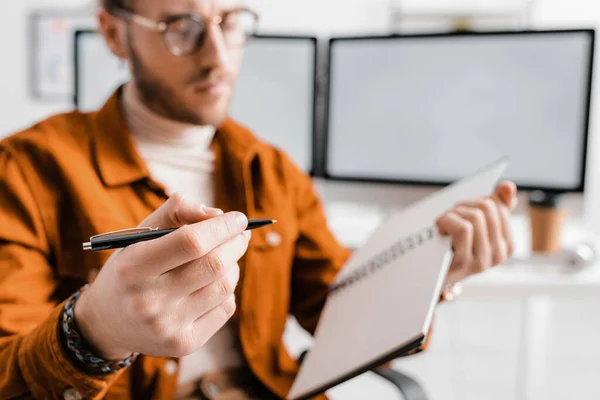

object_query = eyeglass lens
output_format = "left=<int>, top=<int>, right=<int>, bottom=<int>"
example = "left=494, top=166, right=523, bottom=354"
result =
left=163, top=9, right=257, bottom=55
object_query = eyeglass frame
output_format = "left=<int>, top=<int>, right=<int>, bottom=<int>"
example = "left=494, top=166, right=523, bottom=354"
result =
left=106, top=5, right=260, bottom=56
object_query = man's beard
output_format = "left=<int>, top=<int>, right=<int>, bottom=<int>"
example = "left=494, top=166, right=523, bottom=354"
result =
left=127, top=39, right=229, bottom=126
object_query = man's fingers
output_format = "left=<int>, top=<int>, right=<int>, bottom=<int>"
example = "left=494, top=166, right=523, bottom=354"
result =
left=192, top=294, right=237, bottom=348
left=179, top=265, right=240, bottom=324
left=127, top=212, right=248, bottom=277
left=454, top=206, right=491, bottom=272
left=202, top=206, right=225, bottom=217
left=458, top=199, right=507, bottom=266
left=139, top=192, right=222, bottom=229
left=493, top=181, right=518, bottom=211
left=498, top=203, right=515, bottom=256
left=161, top=231, right=250, bottom=295
left=490, top=182, right=517, bottom=259
left=437, top=211, right=472, bottom=271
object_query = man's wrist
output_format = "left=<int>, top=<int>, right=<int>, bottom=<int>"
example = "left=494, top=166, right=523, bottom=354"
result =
left=74, top=286, right=132, bottom=361
left=61, top=285, right=136, bottom=374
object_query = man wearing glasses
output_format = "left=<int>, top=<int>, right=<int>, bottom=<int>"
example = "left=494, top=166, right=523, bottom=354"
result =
left=0, top=0, right=517, bottom=399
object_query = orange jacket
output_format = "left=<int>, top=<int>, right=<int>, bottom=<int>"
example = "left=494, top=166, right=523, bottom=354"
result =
left=0, top=89, right=352, bottom=399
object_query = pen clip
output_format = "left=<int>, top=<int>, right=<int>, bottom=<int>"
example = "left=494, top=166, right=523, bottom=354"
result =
left=90, top=227, right=159, bottom=241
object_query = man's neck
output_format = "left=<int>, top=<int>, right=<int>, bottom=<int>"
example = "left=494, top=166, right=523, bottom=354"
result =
left=121, top=82, right=216, bottom=149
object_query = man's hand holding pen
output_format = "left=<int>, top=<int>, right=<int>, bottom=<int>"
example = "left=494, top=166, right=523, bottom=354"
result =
left=74, top=193, right=251, bottom=361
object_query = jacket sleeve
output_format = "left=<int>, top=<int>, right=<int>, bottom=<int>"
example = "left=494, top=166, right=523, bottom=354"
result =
left=286, top=162, right=352, bottom=335
left=0, top=145, right=122, bottom=400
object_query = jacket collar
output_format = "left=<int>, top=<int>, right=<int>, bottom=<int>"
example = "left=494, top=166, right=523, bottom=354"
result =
left=90, top=87, right=262, bottom=188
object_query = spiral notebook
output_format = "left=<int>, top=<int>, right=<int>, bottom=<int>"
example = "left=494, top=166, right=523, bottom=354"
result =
left=287, top=158, right=509, bottom=400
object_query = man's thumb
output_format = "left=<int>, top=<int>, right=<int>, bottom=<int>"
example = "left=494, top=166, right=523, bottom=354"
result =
left=495, top=181, right=518, bottom=210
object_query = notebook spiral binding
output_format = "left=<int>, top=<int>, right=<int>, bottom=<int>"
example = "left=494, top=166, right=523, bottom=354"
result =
left=329, top=225, right=438, bottom=295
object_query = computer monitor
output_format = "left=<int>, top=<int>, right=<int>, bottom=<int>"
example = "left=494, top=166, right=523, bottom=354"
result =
left=228, top=35, right=318, bottom=174
left=74, top=31, right=318, bottom=174
left=73, top=30, right=129, bottom=112
left=325, top=30, right=595, bottom=193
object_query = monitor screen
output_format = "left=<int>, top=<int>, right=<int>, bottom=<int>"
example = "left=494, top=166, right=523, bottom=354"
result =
left=74, top=30, right=129, bottom=112
left=326, top=30, right=594, bottom=192
left=229, top=35, right=317, bottom=173
left=74, top=32, right=317, bottom=174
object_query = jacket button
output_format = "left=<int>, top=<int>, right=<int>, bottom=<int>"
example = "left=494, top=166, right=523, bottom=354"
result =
left=265, top=231, right=282, bottom=247
left=164, top=359, right=178, bottom=376
left=63, top=388, right=82, bottom=400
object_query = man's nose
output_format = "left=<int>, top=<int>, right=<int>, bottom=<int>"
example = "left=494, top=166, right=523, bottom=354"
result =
left=196, top=23, right=230, bottom=69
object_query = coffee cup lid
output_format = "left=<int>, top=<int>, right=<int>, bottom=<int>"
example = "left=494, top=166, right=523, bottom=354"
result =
left=529, top=190, right=565, bottom=207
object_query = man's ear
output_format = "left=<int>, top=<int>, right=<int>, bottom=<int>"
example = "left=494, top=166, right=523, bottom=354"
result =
left=97, top=8, right=128, bottom=60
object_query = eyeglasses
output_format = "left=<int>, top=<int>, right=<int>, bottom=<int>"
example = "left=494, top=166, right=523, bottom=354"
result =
left=107, top=6, right=259, bottom=56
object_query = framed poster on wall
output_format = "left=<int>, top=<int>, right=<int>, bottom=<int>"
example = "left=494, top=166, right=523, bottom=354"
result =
left=29, top=8, right=96, bottom=101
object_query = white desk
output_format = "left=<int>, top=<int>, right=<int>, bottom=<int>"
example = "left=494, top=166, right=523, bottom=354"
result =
left=461, top=261, right=600, bottom=299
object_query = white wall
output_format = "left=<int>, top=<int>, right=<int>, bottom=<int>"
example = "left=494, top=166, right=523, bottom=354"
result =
left=0, top=0, right=87, bottom=136
left=249, top=0, right=391, bottom=36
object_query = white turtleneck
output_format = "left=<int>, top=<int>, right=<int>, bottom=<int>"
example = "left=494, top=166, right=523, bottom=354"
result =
left=121, top=83, right=245, bottom=395
left=122, top=83, right=216, bottom=206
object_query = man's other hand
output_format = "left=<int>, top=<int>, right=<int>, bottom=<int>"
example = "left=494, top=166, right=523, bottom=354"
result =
left=436, top=181, right=518, bottom=285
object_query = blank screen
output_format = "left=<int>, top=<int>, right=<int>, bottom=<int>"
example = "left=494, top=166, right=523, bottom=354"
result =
left=229, top=36, right=316, bottom=173
left=75, top=33, right=316, bottom=173
left=326, top=31, right=594, bottom=191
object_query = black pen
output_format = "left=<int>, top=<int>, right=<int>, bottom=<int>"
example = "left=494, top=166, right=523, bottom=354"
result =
left=82, top=219, right=276, bottom=252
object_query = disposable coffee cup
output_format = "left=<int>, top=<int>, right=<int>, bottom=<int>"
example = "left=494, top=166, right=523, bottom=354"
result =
left=528, top=190, right=567, bottom=254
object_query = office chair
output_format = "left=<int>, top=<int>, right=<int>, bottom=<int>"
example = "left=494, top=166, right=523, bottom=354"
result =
left=372, top=366, right=429, bottom=400
left=297, top=351, right=429, bottom=400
